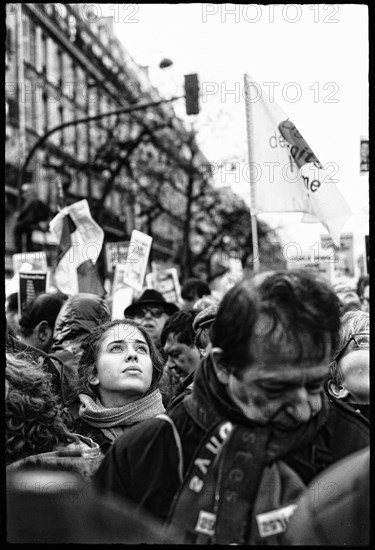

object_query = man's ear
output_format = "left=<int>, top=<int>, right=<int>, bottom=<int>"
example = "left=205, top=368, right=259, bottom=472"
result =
left=327, top=380, right=350, bottom=400
left=36, top=320, right=52, bottom=343
left=211, top=347, right=230, bottom=385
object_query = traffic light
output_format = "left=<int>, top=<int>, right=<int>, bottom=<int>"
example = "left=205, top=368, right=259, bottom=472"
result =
left=184, top=73, right=200, bottom=115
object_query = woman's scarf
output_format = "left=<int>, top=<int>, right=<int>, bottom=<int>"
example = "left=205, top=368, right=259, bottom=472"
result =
left=78, top=389, right=165, bottom=441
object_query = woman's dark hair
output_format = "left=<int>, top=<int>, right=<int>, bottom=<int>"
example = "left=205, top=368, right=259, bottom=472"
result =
left=211, top=269, right=342, bottom=373
left=19, top=292, right=66, bottom=337
left=76, top=319, right=164, bottom=401
left=6, top=351, right=77, bottom=465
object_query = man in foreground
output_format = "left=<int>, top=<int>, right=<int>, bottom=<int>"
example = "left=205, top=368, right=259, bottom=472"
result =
left=94, top=270, right=369, bottom=544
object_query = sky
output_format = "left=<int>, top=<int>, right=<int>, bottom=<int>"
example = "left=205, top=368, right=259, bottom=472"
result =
left=98, top=3, right=369, bottom=270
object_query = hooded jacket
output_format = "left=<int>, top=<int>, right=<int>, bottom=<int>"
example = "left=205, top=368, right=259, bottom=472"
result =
left=94, top=355, right=369, bottom=544
left=49, top=293, right=110, bottom=413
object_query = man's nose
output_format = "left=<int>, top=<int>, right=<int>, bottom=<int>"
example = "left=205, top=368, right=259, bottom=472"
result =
left=165, top=358, right=176, bottom=370
left=284, top=388, right=313, bottom=423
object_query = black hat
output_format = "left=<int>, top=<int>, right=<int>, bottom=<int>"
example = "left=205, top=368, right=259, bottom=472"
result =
left=124, top=289, right=179, bottom=318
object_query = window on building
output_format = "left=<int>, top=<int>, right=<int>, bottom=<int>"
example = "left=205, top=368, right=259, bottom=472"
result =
left=23, top=77, right=37, bottom=130
left=29, top=18, right=37, bottom=67
left=22, top=12, right=30, bottom=63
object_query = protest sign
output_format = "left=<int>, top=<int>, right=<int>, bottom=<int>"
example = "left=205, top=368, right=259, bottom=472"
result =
left=105, top=241, right=130, bottom=274
left=123, top=230, right=153, bottom=292
left=287, top=254, right=333, bottom=282
left=320, top=233, right=354, bottom=278
left=360, top=136, right=369, bottom=173
left=146, top=267, right=181, bottom=305
left=18, top=271, right=48, bottom=317
left=12, top=251, right=48, bottom=275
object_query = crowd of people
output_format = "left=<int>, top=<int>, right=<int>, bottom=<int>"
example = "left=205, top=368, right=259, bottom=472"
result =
left=5, top=271, right=370, bottom=544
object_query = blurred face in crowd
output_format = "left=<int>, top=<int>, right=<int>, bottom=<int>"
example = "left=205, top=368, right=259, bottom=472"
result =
left=133, top=306, right=169, bottom=344
left=90, top=323, right=153, bottom=407
left=212, top=332, right=330, bottom=430
left=334, top=284, right=361, bottom=313
left=335, top=332, right=370, bottom=404
left=163, top=332, right=200, bottom=384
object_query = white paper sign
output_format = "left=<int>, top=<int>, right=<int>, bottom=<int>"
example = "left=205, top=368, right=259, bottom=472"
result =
left=287, top=254, right=333, bottom=282
left=123, top=230, right=153, bottom=292
left=12, top=251, right=48, bottom=275
left=146, top=267, right=181, bottom=305
left=320, top=233, right=355, bottom=278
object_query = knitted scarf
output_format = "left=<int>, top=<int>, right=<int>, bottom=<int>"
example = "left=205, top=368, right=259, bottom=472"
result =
left=78, top=389, right=165, bottom=442
left=167, top=356, right=330, bottom=544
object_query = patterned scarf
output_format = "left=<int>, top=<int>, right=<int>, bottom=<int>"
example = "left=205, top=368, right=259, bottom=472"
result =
left=167, top=356, right=330, bottom=544
left=78, top=390, right=165, bottom=441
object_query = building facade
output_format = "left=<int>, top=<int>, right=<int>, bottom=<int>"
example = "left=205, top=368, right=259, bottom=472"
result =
left=5, top=3, right=209, bottom=279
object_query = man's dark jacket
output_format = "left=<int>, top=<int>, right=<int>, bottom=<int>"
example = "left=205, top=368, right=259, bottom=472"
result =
left=94, top=356, right=369, bottom=544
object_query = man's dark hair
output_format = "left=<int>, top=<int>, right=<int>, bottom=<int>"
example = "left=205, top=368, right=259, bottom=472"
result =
left=19, top=293, right=67, bottom=337
left=211, top=270, right=342, bottom=373
left=181, top=278, right=210, bottom=301
left=160, top=310, right=199, bottom=347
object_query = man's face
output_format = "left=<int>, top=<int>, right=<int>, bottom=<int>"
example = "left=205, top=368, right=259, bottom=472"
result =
left=133, top=306, right=169, bottom=344
left=335, top=285, right=361, bottom=312
left=164, top=332, right=200, bottom=384
left=220, top=334, right=330, bottom=430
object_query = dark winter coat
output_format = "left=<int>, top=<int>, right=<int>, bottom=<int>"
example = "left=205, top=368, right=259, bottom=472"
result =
left=94, top=356, right=369, bottom=544
left=284, top=446, right=370, bottom=545
left=49, top=293, right=110, bottom=415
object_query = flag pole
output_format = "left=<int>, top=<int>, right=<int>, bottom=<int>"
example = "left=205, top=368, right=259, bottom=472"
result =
left=244, top=73, right=260, bottom=272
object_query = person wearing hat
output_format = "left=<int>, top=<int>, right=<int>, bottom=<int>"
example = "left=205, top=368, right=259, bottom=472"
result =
left=192, top=304, right=218, bottom=358
left=124, top=289, right=179, bottom=351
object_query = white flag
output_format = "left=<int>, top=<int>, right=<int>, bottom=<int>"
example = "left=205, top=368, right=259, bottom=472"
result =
left=49, top=199, right=105, bottom=296
left=244, top=74, right=352, bottom=245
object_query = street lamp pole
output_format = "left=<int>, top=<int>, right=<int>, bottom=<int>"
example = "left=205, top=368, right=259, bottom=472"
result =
left=16, top=95, right=184, bottom=210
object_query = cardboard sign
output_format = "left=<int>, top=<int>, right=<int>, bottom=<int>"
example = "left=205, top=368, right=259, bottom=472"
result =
left=287, top=254, right=333, bottom=282
left=320, top=233, right=354, bottom=277
left=123, top=230, right=153, bottom=292
left=146, top=267, right=181, bottom=305
left=12, top=251, right=48, bottom=275
left=18, top=271, right=48, bottom=316
left=105, top=241, right=130, bottom=274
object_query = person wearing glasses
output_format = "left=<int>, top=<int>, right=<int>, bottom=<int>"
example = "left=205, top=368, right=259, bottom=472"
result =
left=124, top=289, right=179, bottom=352
left=327, top=310, right=370, bottom=420
left=94, top=270, right=369, bottom=544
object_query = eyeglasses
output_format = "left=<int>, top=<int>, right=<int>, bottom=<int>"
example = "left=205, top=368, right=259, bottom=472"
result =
left=334, top=332, right=370, bottom=363
left=133, top=307, right=165, bottom=319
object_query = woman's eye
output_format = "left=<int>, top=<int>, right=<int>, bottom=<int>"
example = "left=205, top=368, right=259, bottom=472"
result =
left=110, top=345, right=123, bottom=352
left=137, top=345, right=148, bottom=354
